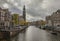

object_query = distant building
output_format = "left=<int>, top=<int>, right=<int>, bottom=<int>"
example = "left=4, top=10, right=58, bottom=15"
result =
left=46, top=9, right=60, bottom=26
left=18, top=5, right=26, bottom=26
left=35, top=20, right=46, bottom=27
left=46, top=16, right=52, bottom=26
left=0, top=8, right=11, bottom=30
left=19, top=16, right=24, bottom=25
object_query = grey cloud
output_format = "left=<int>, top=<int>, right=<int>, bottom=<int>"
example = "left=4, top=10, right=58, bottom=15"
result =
left=0, top=0, right=60, bottom=21
left=28, top=0, right=43, bottom=9
left=9, top=7, right=22, bottom=14
left=27, top=7, right=49, bottom=19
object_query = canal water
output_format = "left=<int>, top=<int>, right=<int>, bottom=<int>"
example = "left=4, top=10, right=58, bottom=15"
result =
left=11, top=26, right=60, bottom=41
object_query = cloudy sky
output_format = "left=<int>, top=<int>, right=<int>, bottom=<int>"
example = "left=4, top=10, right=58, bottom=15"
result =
left=0, top=0, right=60, bottom=22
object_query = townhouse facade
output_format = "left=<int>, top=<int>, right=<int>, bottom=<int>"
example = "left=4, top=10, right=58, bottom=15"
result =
left=0, top=8, right=11, bottom=30
left=46, top=9, right=60, bottom=26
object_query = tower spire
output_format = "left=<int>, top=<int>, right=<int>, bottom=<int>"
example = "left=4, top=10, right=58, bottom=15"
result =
left=23, top=5, right=26, bottom=21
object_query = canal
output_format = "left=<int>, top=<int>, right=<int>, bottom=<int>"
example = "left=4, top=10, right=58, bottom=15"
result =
left=11, top=26, right=60, bottom=41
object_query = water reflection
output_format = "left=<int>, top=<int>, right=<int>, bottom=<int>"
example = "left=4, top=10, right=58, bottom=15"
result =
left=11, top=32, right=25, bottom=41
left=11, top=26, right=60, bottom=41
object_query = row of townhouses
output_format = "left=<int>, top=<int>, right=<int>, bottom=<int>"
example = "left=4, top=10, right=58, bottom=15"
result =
left=46, top=9, right=60, bottom=27
left=0, top=6, right=26, bottom=30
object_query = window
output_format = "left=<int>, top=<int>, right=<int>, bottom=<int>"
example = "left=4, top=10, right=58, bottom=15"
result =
left=0, top=22, right=4, bottom=28
left=1, top=17, right=4, bottom=21
left=1, top=11, right=5, bottom=16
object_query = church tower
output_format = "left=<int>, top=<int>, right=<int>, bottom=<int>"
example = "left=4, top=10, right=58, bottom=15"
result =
left=23, top=5, right=26, bottom=21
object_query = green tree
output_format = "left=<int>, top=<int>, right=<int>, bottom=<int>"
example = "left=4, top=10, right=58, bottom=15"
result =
left=12, top=14, right=19, bottom=26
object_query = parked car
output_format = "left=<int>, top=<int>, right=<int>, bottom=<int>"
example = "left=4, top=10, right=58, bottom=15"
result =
left=41, top=26, right=46, bottom=30
left=51, top=26, right=57, bottom=34
left=43, top=26, right=54, bottom=30
left=54, top=26, right=60, bottom=32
